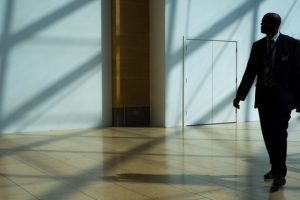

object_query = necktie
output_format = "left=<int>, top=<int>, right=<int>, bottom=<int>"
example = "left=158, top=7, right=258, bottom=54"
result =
left=263, top=39, right=276, bottom=87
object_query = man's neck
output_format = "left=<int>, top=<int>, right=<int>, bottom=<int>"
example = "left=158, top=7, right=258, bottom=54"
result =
left=267, top=31, right=279, bottom=40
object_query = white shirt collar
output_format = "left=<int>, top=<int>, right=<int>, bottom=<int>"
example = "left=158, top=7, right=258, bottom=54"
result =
left=270, top=32, right=280, bottom=42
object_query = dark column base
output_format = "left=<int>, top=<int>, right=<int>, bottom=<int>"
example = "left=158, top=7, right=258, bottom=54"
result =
left=113, top=106, right=150, bottom=127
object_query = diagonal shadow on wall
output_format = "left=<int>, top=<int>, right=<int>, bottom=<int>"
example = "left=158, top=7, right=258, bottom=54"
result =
left=0, top=52, right=101, bottom=132
left=184, top=1, right=258, bottom=124
left=167, top=0, right=265, bottom=70
left=165, top=0, right=265, bottom=126
left=0, top=0, right=100, bottom=133
left=176, top=0, right=298, bottom=124
left=0, top=0, right=14, bottom=129
left=183, top=36, right=240, bottom=125
left=0, top=0, right=96, bottom=53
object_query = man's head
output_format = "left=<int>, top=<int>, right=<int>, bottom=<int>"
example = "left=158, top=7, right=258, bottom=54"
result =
left=261, top=13, right=281, bottom=37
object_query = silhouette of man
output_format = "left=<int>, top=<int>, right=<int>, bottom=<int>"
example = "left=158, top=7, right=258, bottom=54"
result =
left=233, top=13, right=300, bottom=192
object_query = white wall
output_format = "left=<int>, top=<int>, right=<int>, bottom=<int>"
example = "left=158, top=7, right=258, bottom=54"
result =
left=158, top=0, right=300, bottom=127
left=0, top=0, right=111, bottom=133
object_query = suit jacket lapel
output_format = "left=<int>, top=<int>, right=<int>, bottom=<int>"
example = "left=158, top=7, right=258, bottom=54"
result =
left=274, top=34, right=287, bottom=66
left=261, top=37, right=268, bottom=67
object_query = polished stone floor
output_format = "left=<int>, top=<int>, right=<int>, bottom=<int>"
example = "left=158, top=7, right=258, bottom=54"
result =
left=1, top=120, right=300, bottom=200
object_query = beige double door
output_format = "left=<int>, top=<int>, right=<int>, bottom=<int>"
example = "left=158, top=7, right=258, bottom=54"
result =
left=184, top=39, right=237, bottom=125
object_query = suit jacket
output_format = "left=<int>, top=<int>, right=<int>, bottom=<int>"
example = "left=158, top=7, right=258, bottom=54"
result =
left=237, top=33, right=300, bottom=109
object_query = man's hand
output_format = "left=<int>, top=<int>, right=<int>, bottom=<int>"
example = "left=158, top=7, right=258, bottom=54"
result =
left=233, top=97, right=242, bottom=109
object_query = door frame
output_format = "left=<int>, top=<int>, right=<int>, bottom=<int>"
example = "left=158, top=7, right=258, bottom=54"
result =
left=182, top=37, right=238, bottom=127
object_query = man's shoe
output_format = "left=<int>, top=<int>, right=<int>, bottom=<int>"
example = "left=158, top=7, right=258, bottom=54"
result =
left=273, top=175, right=286, bottom=187
left=270, top=175, right=286, bottom=193
left=264, top=171, right=273, bottom=180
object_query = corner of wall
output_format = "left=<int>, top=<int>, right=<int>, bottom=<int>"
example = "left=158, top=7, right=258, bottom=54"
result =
left=149, top=0, right=166, bottom=127
left=101, top=0, right=112, bottom=127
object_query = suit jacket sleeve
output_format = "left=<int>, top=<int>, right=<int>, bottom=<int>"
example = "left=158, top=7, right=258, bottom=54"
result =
left=236, top=43, right=258, bottom=100
left=292, top=40, right=300, bottom=105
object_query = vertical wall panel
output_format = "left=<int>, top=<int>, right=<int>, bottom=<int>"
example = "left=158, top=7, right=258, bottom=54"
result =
left=212, top=41, right=236, bottom=124
left=185, top=40, right=213, bottom=125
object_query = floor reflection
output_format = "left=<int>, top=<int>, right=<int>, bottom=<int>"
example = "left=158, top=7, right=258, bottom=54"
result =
left=0, top=122, right=300, bottom=199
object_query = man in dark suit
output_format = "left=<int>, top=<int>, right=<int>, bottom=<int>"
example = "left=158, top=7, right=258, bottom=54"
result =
left=233, top=13, right=300, bottom=192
